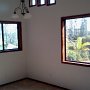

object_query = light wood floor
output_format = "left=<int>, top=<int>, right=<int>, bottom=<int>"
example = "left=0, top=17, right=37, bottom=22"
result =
left=0, top=79, right=69, bottom=90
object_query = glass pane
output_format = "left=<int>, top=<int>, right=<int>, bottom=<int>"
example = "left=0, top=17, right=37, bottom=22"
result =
left=0, top=24, right=3, bottom=50
left=40, top=0, right=45, bottom=5
left=50, top=0, right=55, bottom=4
left=3, top=24, right=18, bottom=49
left=66, top=17, right=90, bottom=63
left=32, top=0, right=36, bottom=5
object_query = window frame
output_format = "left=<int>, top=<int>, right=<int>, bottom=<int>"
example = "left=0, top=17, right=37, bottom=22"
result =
left=61, top=13, right=90, bottom=67
left=29, top=0, right=56, bottom=7
left=0, top=21, right=22, bottom=53
left=46, top=0, right=56, bottom=6
left=37, top=0, right=46, bottom=6
left=29, top=0, right=37, bottom=7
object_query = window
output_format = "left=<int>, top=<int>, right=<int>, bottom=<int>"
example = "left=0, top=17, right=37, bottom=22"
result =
left=47, top=0, right=56, bottom=5
left=37, top=0, right=46, bottom=6
left=0, top=21, right=22, bottom=53
left=61, top=13, right=90, bottom=66
left=29, top=0, right=56, bottom=7
left=29, top=0, right=36, bottom=7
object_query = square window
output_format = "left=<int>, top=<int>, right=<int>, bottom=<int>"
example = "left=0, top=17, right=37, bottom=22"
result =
left=29, top=0, right=36, bottom=7
left=61, top=13, right=90, bottom=66
left=37, top=0, right=46, bottom=6
left=47, top=0, right=56, bottom=5
left=0, top=21, right=22, bottom=53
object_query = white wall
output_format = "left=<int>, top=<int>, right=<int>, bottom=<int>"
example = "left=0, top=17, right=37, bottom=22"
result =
left=27, top=0, right=90, bottom=90
left=1, top=0, right=90, bottom=89
left=0, top=0, right=27, bottom=85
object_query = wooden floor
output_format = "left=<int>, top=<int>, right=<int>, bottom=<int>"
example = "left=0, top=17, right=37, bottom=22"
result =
left=0, top=79, right=69, bottom=90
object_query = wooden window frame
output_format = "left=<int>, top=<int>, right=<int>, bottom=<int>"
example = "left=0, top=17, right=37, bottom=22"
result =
left=0, top=21, right=22, bottom=53
left=61, top=13, right=90, bottom=67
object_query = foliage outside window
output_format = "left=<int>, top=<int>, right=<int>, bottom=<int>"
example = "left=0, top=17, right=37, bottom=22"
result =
left=29, top=0, right=56, bottom=7
left=0, top=21, right=22, bottom=53
left=61, top=13, right=90, bottom=66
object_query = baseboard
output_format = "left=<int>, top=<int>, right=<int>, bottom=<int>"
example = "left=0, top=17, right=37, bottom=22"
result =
left=27, top=78, right=70, bottom=90
left=0, top=77, right=70, bottom=90
left=0, top=77, right=28, bottom=86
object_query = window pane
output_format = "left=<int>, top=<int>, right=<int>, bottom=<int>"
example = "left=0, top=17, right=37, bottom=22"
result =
left=50, top=0, right=55, bottom=4
left=66, top=17, right=90, bottom=62
left=0, top=24, right=3, bottom=50
left=40, top=0, right=45, bottom=5
left=3, top=24, right=18, bottom=49
left=32, top=0, right=36, bottom=5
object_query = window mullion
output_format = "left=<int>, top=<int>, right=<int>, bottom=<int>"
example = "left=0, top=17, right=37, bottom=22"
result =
left=1, top=23, right=4, bottom=51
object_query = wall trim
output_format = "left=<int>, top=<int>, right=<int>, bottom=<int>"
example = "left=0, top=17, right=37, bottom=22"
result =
left=28, top=78, right=70, bottom=90
left=0, top=78, right=70, bottom=90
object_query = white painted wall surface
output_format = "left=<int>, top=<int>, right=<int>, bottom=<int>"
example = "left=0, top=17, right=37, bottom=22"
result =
left=0, top=0, right=27, bottom=85
left=27, top=0, right=90, bottom=90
